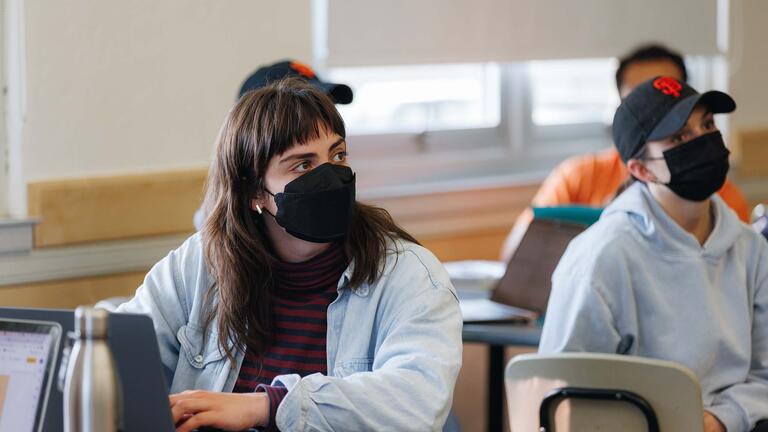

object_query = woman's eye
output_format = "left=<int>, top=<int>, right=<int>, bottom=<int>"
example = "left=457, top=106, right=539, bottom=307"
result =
left=294, top=161, right=311, bottom=172
left=705, top=120, right=716, bottom=130
left=332, top=151, right=347, bottom=162
left=671, top=134, right=684, bottom=144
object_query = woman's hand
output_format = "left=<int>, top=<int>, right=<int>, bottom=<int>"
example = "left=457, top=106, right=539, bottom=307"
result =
left=703, top=411, right=726, bottom=432
left=170, top=390, right=269, bottom=432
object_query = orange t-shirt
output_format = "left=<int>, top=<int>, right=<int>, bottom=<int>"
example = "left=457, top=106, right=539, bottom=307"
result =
left=501, top=148, right=750, bottom=260
left=532, top=147, right=750, bottom=222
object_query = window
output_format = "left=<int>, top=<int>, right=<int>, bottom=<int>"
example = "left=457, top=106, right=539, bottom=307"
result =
left=528, top=58, right=619, bottom=127
left=323, top=56, right=722, bottom=190
left=524, top=58, right=619, bottom=150
left=326, top=63, right=501, bottom=135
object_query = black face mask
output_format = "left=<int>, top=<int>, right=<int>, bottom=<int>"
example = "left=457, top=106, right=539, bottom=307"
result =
left=658, top=131, right=730, bottom=202
left=264, top=163, right=356, bottom=243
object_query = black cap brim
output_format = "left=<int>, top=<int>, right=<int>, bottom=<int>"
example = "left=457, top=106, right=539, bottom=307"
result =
left=319, top=82, right=353, bottom=105
left=648, top=90, right=736, bottom=141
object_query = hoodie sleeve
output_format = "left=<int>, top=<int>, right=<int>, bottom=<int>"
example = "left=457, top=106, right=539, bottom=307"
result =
left=539, top=246, right=623, bottom=354
left=706, top=245, right=768, bottom=432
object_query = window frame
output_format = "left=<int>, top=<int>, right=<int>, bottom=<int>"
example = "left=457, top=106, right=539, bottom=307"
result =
left=0, top=0, right=7, bottom=218
left=2, top=0, right=28, bottom=219
left=333, top=62, right=612, bottom=192
left=325, top=56, right=725, bottom=194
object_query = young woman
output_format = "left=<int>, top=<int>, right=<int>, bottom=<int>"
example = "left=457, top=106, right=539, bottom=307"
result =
left=118, top=78, right=462, bottom=432
left=539, top=77, right=768, bottom=432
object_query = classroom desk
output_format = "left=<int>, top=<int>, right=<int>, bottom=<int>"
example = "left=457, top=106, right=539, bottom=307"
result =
left=462, top=323, right=542, bottom=432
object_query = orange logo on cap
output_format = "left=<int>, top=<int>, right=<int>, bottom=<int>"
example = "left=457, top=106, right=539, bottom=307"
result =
left=289, top=61, right=316, bottom=79
left=653, top=77, right=682, bottom=98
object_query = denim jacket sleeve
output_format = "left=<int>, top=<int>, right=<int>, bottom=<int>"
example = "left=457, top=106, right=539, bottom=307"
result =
left=275, top=246, right=463, bottom=432
left=116, top=234, right=202, bottom=384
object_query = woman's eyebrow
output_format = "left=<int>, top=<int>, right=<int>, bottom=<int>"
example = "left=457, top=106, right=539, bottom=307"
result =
left=328, top=138, right=346, bottom=152
left=280, top=151, right=317, bottom=165
left=278, top=138, right=345, bottom=165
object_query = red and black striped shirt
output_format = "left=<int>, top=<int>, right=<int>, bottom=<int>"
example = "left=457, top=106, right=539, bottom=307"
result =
left=233, top=243, right=347, bottom=430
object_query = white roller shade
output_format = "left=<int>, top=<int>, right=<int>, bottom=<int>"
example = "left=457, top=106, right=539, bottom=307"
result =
left=323, top=0, right=720, bottom=66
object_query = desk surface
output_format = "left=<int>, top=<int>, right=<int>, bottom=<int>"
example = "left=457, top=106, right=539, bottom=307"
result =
left=462, top=323, right=542, bottom=346
left=458, top=287, right=543, bottom=347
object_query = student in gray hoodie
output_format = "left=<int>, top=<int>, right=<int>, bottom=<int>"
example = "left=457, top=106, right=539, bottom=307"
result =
left=539, top=76, right=768, bottom=432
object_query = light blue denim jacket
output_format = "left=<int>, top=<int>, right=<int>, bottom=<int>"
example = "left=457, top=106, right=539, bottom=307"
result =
left=117, top=233, right=463, bottom=431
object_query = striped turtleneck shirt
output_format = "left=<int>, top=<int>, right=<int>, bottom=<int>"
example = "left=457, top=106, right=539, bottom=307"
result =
left=233, top=242, right=348, bottom=430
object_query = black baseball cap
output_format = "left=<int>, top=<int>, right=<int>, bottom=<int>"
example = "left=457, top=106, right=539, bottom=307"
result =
left=238, top=60, right=353, bottom=104
left=612, top=76, right=736, bottom=162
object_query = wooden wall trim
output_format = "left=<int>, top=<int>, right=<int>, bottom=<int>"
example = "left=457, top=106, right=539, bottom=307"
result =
left=15, top=163, right=767, bottom=288
left=9, top=171, right=536, bottom=288
left=28, top=169, right=207, bottom=247
left=0, top=234, right=188, bottom=286
left=27, top=169, right=537, bottom=248
left=0, top=271, right=145, bottom=309
left=733, top=127, right=768, bottom=179
left=371, top=183, right=538, bottom=239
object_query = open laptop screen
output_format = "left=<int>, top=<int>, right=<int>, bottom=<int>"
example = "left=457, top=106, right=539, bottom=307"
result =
left=491, top=218, right=586, bottom=315
left=0, top=319, right=61, bottom=432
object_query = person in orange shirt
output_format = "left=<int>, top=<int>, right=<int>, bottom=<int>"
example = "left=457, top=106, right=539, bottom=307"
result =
left=501, top=44, right=750, bottom=260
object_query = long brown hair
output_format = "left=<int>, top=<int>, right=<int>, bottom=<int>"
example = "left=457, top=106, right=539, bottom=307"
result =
left=200, top=77, right=417, bottom=362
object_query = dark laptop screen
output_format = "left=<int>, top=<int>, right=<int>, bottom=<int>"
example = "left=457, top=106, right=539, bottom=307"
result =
left=491, top=219, right=586, bottom=314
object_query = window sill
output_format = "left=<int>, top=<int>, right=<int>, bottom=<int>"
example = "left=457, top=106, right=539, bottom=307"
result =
left=360, top=169, right=547, bottom=201
left=0, top=233, right=189, bottom=286
left=357, top=137, right=611, bottom=200
left=0, top=218, right=40, bottom=255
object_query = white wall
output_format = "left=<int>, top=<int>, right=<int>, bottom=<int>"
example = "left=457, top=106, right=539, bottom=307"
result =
left=729, top=0, right=768, bottom=129
left=326, top=0, right=720, bottom=66
left=5, top=0, right=767, bottom=218
left=6, top=0, right=311, bottom=215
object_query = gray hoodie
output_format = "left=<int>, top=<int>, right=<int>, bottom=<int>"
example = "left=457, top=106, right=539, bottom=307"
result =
left=540, top=182, right=768, bottom=431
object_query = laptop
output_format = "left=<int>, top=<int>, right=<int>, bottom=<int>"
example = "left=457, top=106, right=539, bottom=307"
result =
left=460, top=218, right=587, bottom=323
left=0, top=308, right=175, bottom=432
left=0, top=318, right=61, bottom=432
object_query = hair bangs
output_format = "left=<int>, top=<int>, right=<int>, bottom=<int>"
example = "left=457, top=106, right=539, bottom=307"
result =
left=258, top=78, right=346, bottom=161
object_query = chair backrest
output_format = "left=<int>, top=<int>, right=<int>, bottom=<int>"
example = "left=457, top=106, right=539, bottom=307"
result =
left=532, top=205, right=603, bottom=227
left=500, top=205, right=602, bottom=280
left=505, top=353, right=704, bottom=432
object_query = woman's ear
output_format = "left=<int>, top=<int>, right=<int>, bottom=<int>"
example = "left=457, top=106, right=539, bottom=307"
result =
left=250, top=197, right=264, bottom=214
left=626, top=158, right=657, bottom=183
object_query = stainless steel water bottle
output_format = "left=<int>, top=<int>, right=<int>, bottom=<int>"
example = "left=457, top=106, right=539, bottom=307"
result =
left=63, top=306, right=122, bottom=432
